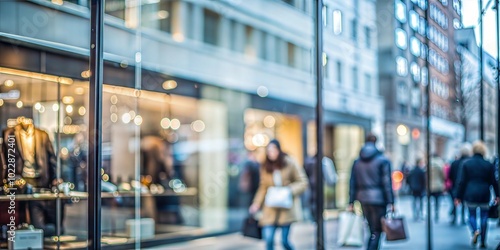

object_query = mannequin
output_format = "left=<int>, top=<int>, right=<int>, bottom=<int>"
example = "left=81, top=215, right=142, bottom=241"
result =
left=1, top=116, right=60, bottom=236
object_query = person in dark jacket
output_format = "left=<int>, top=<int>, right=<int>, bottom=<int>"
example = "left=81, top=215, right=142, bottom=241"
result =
left=406, top=158, right=426, bottom=221
left=456, top=141, right=500, bottom=249
left=448, top=143, right=471, bottom=225
left=348, top=133, right=395, bottom=250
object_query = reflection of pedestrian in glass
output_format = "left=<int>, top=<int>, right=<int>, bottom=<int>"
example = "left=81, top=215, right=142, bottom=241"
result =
left=239, top=150, right=260, bottom=207
left=304, top=155, right=337, bottom=221
left=429, top=154, right=445, bottom=221
left=249, top=139, right=308, bottom=250
left=348, top=133, right=394, bottom=250
left=406, top=158, right=426, bottom=221
left=456, top=141, right=500, bottom=249
left=448, top=144, right=471, bottom=225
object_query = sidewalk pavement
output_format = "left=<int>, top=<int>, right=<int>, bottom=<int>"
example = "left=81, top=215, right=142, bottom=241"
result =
left=148, top=196, right=500, bottom=249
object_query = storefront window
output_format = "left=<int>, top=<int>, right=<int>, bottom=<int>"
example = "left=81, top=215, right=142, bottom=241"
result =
left=0, top=0, right=90, bottom=247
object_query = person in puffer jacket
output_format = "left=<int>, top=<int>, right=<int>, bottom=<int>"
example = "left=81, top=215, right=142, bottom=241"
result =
left=456, top=141, right=500, bottom=249
left=348, top=133, right=394, bottom=250
left=429, top=154, right=445, bottom=221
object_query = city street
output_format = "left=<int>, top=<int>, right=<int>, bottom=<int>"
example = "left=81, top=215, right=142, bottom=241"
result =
left=148, top=196, right=500, bottom=250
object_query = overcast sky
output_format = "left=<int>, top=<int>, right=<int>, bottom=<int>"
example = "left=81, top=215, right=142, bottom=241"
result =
left=461, top=0, right=499, bottom=58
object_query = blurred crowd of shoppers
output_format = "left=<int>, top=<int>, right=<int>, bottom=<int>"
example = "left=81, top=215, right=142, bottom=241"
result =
left=239, top=134, right=500, bottom=250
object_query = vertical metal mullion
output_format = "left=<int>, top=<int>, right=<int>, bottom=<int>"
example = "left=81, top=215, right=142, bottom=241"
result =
left=480, top=0, right=485, bottom=141
left=496, top=0, right=500, bottom=163
left=424, top=3, right=432, bottom=250
left=89, top=0, right=103, bottom=249
left=314, top=1, right=324, bottom=250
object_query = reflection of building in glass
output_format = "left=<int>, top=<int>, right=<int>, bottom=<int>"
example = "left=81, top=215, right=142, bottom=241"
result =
left=376, top=0, right=463, bottom=166
left=455, top=28, right=498, bottom=156
left=0, top=0, right=384, bottom=248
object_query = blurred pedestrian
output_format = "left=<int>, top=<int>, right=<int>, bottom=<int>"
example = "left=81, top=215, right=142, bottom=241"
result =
left=407, top=158, right=426, bottom=221
left=429, top=153, right=445, bottom=221
left=239, top=150, right=260, bottom=207
left=448, top=143, right=472, bottom=225
left=348, top=133, right=395, bottom=250
left=249, top=139, right=308, bottom=250
left=304, top=154, right=337, bottom=221
left=456, top=141, right=500, bottom=249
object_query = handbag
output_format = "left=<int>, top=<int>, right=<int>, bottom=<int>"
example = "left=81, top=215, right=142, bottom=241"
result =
left=242, top=216, right=262, bottom=239
left=337, top=211, right=364, bottom=247
left=264, top=186, right=293, bottom=209
left=381, top=213, right=408, bottom=241
left=489, top=203, right=499, bottom=219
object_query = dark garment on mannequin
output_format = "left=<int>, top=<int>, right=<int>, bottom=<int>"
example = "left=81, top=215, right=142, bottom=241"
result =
left=1, top=124, right=57, bottom=188
left=1, top=124, right=59, bottom=233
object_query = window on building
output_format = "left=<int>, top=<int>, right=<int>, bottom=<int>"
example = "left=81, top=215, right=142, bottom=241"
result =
left=365, top=27, right=372, bottom=48
left=105, top=0, right=126, bottom=20
left=140, top=0, right=172, bottom=33
left=411, top=88, right=421, bottom=114
left=410, top=37, right=421, bottom=57
left=351, top=19, right=357, bottom=41
left=275, top=38, right=282, bottom=64
left=418, top=17, right=426, bottom=35
left=397, top=81, right=409, bottom=105
left=421, top=67, right=428, bottom=85
left=322, top=6, right=328, bottom=27
left=333, top=10, right=343, bottom=35
left=336, top=61, right=343, bottom=85
left=287, top=42, right=296, bottom=68
left=453, top=0, right=460, bottom=13
left=364, top=73, right=372, bottom=93
left=229, top=20, right=237, bottom=51
left=419, top=0, right=428, bottom=10
left=453, top=18, right=462, bottom=29
left=352, top=66, right=358, bottom=90
left=203, top=9, right=220, bottom=46
left=410, top=62, right=421, bottom=83
left=323, top=53, right=329, bottom=78
left=420, top=43, right=428, bottom=59
left=395, top=1, right=407, bottom=23
left=395, top=28, right=407, bottom=50
left=409, top=10, right=419, bottom=31
left=245, top=25, right=256, bottom=57
left=260, top=31, right=267, bottom=60
left=397, top=56, right=408, bottom=76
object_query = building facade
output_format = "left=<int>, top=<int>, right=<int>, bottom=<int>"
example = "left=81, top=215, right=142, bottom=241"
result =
left=376, top=0, right=464, bottom=167
left=0, top=0, right=383, bottom=248
left=456, top=27, right=498, bottom=157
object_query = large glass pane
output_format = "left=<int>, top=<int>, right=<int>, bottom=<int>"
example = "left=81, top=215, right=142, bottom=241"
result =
left=0, top=1, right=90, bottom=249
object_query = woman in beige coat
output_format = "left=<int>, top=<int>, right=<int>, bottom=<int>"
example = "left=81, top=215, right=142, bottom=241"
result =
left=249, top=139, right=308, bottom=250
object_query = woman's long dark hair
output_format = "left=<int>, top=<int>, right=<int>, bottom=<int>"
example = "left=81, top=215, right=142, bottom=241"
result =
left=263, top=140, right=287, bottom=173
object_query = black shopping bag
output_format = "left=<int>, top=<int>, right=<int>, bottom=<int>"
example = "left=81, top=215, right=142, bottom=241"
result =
left=489, top=204, right=499, bottom=219
left=242, top=216, right=262, bottom=239
left=381, top=214, right=408, bottom=241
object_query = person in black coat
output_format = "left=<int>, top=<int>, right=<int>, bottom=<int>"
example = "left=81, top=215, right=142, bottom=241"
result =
left=456, top=141, right=500, bottom=248
left=406, top=158, right=426, bottom=221
left=348, top=133, right=394, bottom=250
left=448, top=143, right=471, bottom=225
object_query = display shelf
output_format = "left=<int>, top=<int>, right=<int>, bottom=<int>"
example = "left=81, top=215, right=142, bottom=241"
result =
left=0, top=187, right=197, bottom=201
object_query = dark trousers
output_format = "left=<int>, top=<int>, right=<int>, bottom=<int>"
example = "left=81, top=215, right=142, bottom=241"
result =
left=412, top=194, right=424, bottom=220
left=430, top=192, right=442, bottom=220
left=361, top=204, right=387, bottom=250
left=449, top=192, right=465, bottom=224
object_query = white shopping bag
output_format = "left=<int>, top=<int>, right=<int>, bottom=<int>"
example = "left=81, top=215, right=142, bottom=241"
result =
left=337, top=211, right=364, bottom=247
